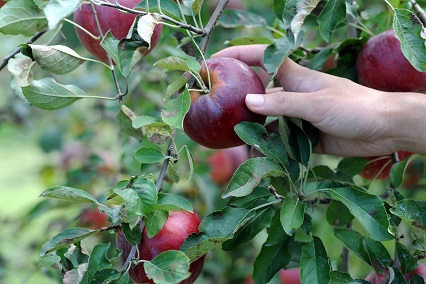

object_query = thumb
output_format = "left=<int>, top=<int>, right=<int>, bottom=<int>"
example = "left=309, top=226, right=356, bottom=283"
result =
left=245, top=91, right=318, bottom=121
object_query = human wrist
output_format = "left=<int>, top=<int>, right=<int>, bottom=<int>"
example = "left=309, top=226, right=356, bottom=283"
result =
left=390, top=92, right=426, bottom=155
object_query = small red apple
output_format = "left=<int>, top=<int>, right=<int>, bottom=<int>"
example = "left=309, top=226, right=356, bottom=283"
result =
left=208, top=145, right=249, bottom=185
left=279, top=268, right=301, bottom=284
left=116, top=210, right=206, bottom=284
left=356, top=30, right=426, bottom=92
left=365, top=263, right=426, bottom=283
left=183, top=57, right=266, bottom=149
left=80, top=208, right=109, bottom=229
left=359, top=151, right=414, bottom=180
left=73, top=0, right=162, bottom=64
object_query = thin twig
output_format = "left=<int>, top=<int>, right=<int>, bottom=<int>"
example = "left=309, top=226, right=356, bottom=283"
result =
left=155, top=131, right=177, bottom=192
left=409, top=0, right=426, bottom=26
left=341, top=221, right=352, bottom=272
left=93, top=0, right=204, bottom=35
left=199, top=0, right=230, bottom=53
left=0, top=30, right=46, bottom=72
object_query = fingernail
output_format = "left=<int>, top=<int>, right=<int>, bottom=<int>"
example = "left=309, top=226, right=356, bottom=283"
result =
left=246, top=94, right=264, bottom=107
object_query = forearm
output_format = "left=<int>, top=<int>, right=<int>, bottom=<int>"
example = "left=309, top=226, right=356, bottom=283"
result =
left=390, top=92, right=426, bottom=155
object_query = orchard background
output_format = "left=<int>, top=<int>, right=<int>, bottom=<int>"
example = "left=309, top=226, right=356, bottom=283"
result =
left=0, top=0, right=426, bottom=283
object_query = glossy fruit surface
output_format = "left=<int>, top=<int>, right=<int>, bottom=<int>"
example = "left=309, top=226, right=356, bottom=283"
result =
left=116, top=210, right=206, bottom=284
left=208, top=145, right=249, bottom=185
left=73, top=0, right=162, bottom=64
left=356, top=30, right=426, bottom=92
left=360, top=151, right=414, bottom=180
left=80, top=208, right=109, bottom=229
left=183, top=57, right=266, bottom=149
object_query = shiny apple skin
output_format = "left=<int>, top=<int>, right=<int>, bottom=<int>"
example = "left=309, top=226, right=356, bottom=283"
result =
left=208, top=145, right=249, bottom=185
left=183, top=57, right=266, bottom=149
left=116, top=210, right=206, bottom=284
left=356, top=30, right=426, bottom=92
left=73, top=0, right=162, bottom=64
left=365, top=263, right=426, bottom=283
left=360, top=151, right=414, bottom=180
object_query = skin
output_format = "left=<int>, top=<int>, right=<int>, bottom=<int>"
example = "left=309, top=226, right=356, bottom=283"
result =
left=208, top=145, right=249, bottom=185
left=365, top=263, right=426, bottom=283
left=212, top=45, right=426, bottom=157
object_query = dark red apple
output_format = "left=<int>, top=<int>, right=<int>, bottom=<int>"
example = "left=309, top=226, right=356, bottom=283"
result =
left=73, top=0, right=162, bottom=64
left=359, top=151, right=414, bottom=180
left=80, top=208, right=109, bottom=229
left=183, top=57, right=266, bottom=149
left=365, top=263, right=426, bottom=283
left=0, top=0, right=6, bottom=8
left=116, top=210, right=206, bottom=284
left=208, top=145, right=249, bottom=185
left=356, top=29, right=426, bottom=92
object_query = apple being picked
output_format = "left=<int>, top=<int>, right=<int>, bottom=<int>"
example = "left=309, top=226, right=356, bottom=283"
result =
left=360, top=151, right=414, bottom=180
left=356, top=29, right=426, bottom=92
left=208, top=145, right=249, bottom=185
left=116, top=210, right=206, bottom=284
left=365, top=263, right=426, bottom=283
left=73, top=0, right=162, bottom=64
left=80, top=208, right=109, bottom=229
left=183, top=57, right=266, bottom=149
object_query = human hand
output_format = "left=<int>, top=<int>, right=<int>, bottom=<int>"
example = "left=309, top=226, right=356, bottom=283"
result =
left=212, top=45, right=426, bottom=157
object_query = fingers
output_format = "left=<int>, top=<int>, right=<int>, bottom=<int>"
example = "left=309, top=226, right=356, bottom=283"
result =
left=211, top=45, right=268, bottom=69
left=245, top=90, right=318, bottom=120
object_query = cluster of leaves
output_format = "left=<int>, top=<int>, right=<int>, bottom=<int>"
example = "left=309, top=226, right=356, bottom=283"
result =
left=1, top=0, right=426, bottom=284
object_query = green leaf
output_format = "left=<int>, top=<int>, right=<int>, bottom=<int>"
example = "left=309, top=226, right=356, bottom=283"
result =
left=144, top=0, right=180, bottom=19
left=0, top=0, right=47, bottom=36
left=84, top=243, right=112, bottom=283
left=289, top=0, right=321, bottom=39
left=393, top=8, right=426, bottom=72
left=253, top=237, right=293, bottom=284
left=326, top=201, right=354, bottom=226
left=144, top=250, right=191, bottom=284
left=222, top=157, right=285, bottom=198
left=22, top=77, right=87, bottom=110
left=43, top=0, right=79, bottom=30
left=161, top=88, right=191, bottom=129
left=395, top=242, right=418, bottom=273
left=234, top=121, right=288, bottom=168
left=100, top=31, right=120, bottom=66
left=154, top=56, right=199, bottom=73
left=7, top=53, right=34, bottom=88
left=336, top=157, right=369, bottom=177
left=264, top=37, right=294, bottom=77
left=132, top=115, right=159, bottom=129
left=40, top=227, right=97, bottom=255
left=191, top=0, right=203, bottom=15
left=39, top=254, right=63, bottom=270
left=390, top=155, right=418, bottom=188
left=117, top=105, right=144, bottom=140
left=334, top=228, right=391, bottom=272
left=135, top=146, right=167, bottom=164
left=317, top=0, right=347, bottom=42
left=121, top=222, right=142, bottom=246
left=166, top=76, right=187, bottom=98
left=300, top=236, right=331, bottom=284
left=227, top=187, right=272, bottom=209
left=280, top=196, right=305, bottom=235
left=222, top=205, right=274, bottom=250
left=155, top=193, right=193, bottom=212
left=181, top=207, right=255, bottom=261
left=218, top=9, right=267, bottom=28
left=264, top=211, right=289, bottom=246
left=23, top=44, right=86, bottom=74
left=145, top=210, right=168, bottom=239
left=40, top=186, right=100, bottom=205
left=281, top=0, right=297, bottom=27
left=273, top=0, right=285, bottom=20
left=323, top=186, right=393, bottom=241
left=329, top=271, right=355, bottom=283
left=390, top=199, right=426, bottom=231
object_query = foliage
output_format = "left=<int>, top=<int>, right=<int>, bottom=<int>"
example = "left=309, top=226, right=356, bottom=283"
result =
left=0, top=0, right=426, bottom=283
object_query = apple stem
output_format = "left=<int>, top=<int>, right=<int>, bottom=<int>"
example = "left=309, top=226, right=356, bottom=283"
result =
left=0, top=30, right=46, bottom=72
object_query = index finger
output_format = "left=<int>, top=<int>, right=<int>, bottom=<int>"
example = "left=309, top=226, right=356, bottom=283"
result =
left=211, top=45, right=267, bottom=69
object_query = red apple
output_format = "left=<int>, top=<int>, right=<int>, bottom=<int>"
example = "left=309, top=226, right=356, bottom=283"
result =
left=365, top=263, right=426, bottom=283
left=80, top=208, right=109, bottom=229
left=360, top=151, right=414, bottom=180
left=356, top=30, right=426, bottom=92
left=73, top=0, right=162, bottom=64
left=116, top=210, right=206, bottom=284
left=279, top=268, right=301, bottom=284
left=0, top=0, right=5, bottom=8
left=183, top=57, right=266, bottom=149
left=208, top=145, right=249, bottom=185
left=209, top=0, right=245, bottom=10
